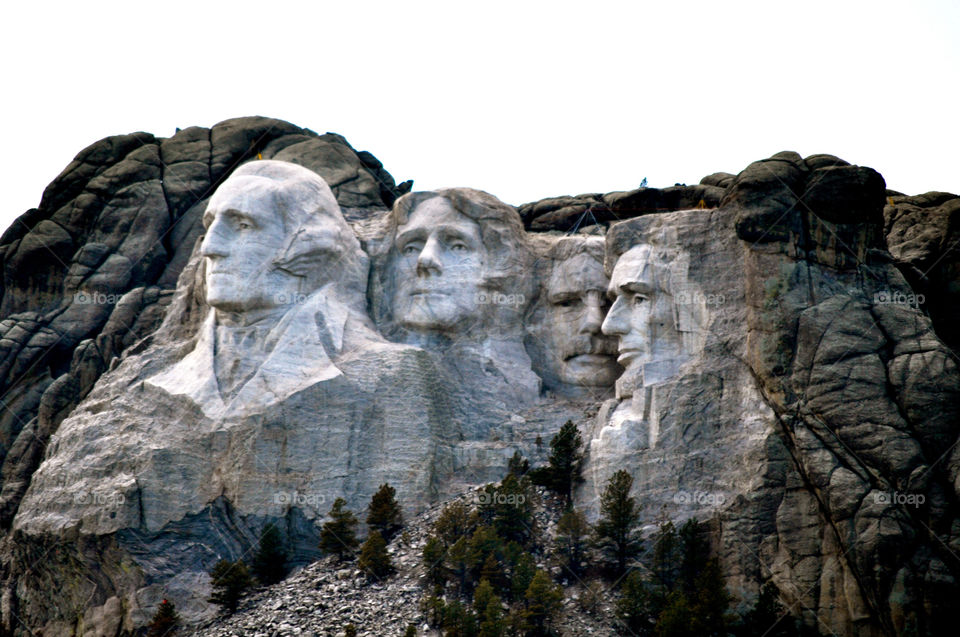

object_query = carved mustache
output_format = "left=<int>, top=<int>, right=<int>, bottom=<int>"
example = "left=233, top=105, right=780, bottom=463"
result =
left=409, top=286, right=450, bottom=293
left=562, top=336, right=619, bottom=360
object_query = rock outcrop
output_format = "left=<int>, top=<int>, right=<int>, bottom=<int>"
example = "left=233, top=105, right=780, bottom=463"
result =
left=0, top=118, right=408, bottom=527
left=0, top=119, right=957, bottom=637
left=729, top=152, right=960, bottom=636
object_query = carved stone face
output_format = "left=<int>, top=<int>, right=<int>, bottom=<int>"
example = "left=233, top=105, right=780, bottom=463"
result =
left=392, top=197, right=485, bottom=332
left=544, top=253, right=621, bottom=388
left=601, top=245, right=681, bottom=384
left=201, top=179, right=313, bottom=315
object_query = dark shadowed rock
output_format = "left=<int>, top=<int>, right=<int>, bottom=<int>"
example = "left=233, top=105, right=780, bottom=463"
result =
left=801, top=164, right=886, bottom=225
left=517, top=184, right=726, bottom=232
left=725, top=152, right=809, bottom=243
left=883, top=192, right=960, bottom=351
left=699, top=171, right=736, bottom=188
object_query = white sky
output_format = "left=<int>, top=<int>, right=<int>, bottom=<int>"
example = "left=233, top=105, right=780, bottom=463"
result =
left=1, top=0, right=958, bottom=234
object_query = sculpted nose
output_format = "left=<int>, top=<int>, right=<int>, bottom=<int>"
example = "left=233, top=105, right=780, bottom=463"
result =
left=579, top=298, right=606, bottom=335
left=200, top=221, right=229, bottom=259
left=601, top=297, right=628, bottom=336
left=416, top=236, right=443, bottom=277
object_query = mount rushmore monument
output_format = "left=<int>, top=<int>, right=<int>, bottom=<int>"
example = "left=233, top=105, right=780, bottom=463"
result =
left=0, top=117, right=957, bottom=636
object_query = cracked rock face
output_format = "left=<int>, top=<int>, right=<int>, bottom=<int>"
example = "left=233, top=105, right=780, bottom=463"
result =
left=0, top=126, right=957, bottom=637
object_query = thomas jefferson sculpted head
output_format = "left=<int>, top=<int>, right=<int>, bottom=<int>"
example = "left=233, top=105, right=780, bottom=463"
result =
left=386, top=188, right=531, bottom=337
left=200, top=160, right=368, bottom=323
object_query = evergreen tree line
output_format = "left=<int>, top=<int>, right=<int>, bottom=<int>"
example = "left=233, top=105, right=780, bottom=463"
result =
left=419, top=473, right=563, bottom=637
left=613, top=518, right=816, bottom=637
left=421, top=420, right=812, bottom=637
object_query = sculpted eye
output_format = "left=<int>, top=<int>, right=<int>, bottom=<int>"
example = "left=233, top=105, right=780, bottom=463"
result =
left=228, top=213, right=254, bottom=231
left=554, top=298, right=581, bottom=308
left=450, top=242, right=469, bottom=252
left=402, top=243, right=422, bottom=255
left=632, top=294, right=647, bottom=307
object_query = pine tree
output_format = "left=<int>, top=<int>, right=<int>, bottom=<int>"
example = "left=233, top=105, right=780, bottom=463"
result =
left=545, top=421, right=584, bottom=506
left=502, top=540, right=525, bottom=568
left=739, top=582, right=798, bottom=637
left=508, top=450, right=529, bottom=477
left=523, top=570, right=564, bottom=637
left=434, top=501, right=477, bottom=546
left=510, top=551, right=536, bottom=602
left=486, top=474, right=533, bottom=546
left=648, top=520, right=681, bottom=616
left=473, top=578, right=498, bottom=613
left=252, top=523, right=288, bottom=586
left=367, top=483, right=403, bottom=541
left=651, top=521, right=681, bottom=592
left=651, top=528, right=730, bottom=637
left=691, top=558, right=729, bottom=636
left=468, top=525, right=504, bottom=574
left=146, top=598, right=180, bottom=637
left=344, top=624, right=357, bottom=637
left=616, top=571, right=651, bottom=635
left=443, top=599, right=478, bottom=637
left=478, top=553, right=507, bottom=596
left=208, top=559, right=254, bottom=614
left=358, top=530, right=394, bottom=579
left=555, top=508, right=589, bottom=577
left=479, top=602, right=506, bottom=637
left=319, top=497, right=359, bottom=561
left=420, top=593, right=446, bottom=627
left=446, top=535, right=479, bottom=595
left=678, top=519, right=710, bottom=596
left=594, top=470, right=641, bottom=575
left=474, top=579, right=505, bottom=637
left=422, top=535, right=447, bottom=586
left=655, top=591, right=695, bottom=637
left=404, top=625, right=417, bottom=637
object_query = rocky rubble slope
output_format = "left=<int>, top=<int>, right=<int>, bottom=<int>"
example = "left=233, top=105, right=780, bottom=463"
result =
left=189, top=486, right=615, bottom=637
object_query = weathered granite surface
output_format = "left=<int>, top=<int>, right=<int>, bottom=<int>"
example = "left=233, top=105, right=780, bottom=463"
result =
left=0, top=120, right=957, bottom=637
